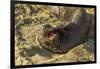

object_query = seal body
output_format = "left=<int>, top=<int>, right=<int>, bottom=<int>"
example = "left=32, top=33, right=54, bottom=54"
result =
left=38, top=8, right=93, bottom=54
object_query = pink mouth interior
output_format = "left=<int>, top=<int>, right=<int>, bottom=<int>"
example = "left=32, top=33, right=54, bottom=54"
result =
left=47, top=31, right=56, bottom=38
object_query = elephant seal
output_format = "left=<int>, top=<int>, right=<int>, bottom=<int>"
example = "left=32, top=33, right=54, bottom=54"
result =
left=38, top=8, right=93, bottom=54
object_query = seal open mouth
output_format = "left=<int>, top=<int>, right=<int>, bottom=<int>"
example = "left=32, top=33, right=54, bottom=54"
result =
left=47, top=31, right=57, bottom=40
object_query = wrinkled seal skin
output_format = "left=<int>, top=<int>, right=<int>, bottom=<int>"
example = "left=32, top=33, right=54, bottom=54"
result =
left=38, top=8, right=93, bottom=54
